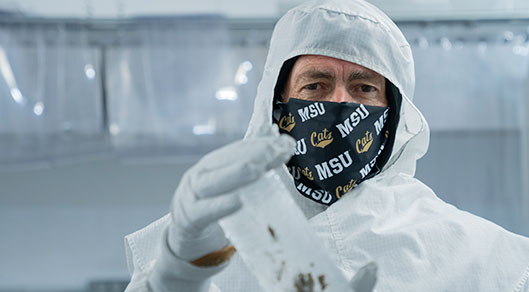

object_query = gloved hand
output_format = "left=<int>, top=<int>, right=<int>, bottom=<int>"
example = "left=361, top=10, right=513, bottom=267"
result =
left=168, top=126, right=295, bottom=263
left=149, top=125, right=296, bottom=291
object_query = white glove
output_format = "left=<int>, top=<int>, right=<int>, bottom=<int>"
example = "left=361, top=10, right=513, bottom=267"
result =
left=149, top=126, right=296, bottom=291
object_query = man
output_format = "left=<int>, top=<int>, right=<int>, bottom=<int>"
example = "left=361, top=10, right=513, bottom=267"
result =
left=124, top=0, right=529, bottom=291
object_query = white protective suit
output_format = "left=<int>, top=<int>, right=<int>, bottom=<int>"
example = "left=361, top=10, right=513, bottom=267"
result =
left=124, top=0, right=529, bottom=291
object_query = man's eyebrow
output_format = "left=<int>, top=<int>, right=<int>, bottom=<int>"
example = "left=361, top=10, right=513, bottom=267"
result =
left=348, top=71, right=376, bottom=82
left=295, top=69, right=335, bottom=84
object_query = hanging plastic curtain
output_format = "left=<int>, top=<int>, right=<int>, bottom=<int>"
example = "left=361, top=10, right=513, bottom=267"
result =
left=0, top=25, right=48, bottom=165
left=402, top=22, right=529, bottom=236
left=0, top=23, right=104, bottom=167
left=49, top=25, right=106, bottom=161
left=106, top=17, right=262, bottom=160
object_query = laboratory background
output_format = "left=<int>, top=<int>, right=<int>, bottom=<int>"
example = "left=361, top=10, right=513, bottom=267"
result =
left=1, top=0, right=529, bottom=291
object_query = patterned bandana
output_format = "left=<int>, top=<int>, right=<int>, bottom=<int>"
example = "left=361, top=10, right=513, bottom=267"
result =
left=274, top=98, right=389, bottom=205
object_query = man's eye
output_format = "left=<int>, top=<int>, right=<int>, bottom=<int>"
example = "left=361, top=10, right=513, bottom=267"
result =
left=360, top=85, right=377, bottom=93
left=303, top=83, right=321, bottom=90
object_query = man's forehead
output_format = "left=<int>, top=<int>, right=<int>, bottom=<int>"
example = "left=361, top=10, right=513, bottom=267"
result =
left=291, top=55, right=382, bottom=81
left=293, top=55, right=379, bottom=76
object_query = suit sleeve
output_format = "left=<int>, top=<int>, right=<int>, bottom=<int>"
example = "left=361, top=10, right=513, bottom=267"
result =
left=124, top=215, right=228, bottom=292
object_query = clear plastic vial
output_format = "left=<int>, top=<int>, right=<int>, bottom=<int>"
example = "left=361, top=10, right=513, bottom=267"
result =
left=219, top=169, right=351, bottom=292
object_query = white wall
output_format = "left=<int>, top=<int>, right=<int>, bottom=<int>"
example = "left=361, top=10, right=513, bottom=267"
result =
left=0, top=157, right=194, bottom=290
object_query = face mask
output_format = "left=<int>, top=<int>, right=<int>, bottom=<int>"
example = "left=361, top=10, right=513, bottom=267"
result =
left=274, top=98, right=389, bottom=206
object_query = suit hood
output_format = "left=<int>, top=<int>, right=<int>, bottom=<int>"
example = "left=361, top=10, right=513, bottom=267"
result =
left=245, top=0, right=429, bottom=182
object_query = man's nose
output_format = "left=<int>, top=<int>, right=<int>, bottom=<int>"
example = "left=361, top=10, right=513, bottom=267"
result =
left=328, top=85, right=353, bottom=103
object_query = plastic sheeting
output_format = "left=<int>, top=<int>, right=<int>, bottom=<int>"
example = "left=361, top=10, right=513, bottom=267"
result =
left=402, top=23, right=529, bottom=235
left=105, top=19, right=268, bottom=160
left=0, top=18, right=271, bottom=165
left=0, top=24, right=105, bottom=166
left=413, top=41, right=528, bottom=131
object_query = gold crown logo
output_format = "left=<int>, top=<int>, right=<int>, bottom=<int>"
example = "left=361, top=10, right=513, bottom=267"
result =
left=356, top=131, right=373, bottom=154
left=279, top=113, right=296, bottom=132
left=298, top=166, right=314, bottom=181
left=311, top=128, right=333, bottom=148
